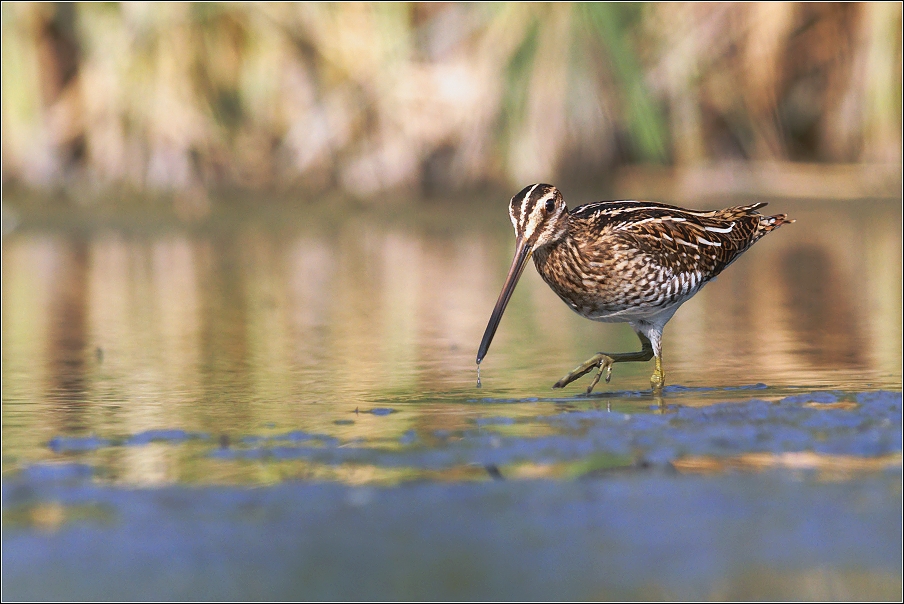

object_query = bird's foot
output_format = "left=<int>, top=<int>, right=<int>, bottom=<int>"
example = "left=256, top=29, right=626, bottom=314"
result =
left=553, top=353, right=614, bottom=394
left=649, top=359, right=665, bottom=392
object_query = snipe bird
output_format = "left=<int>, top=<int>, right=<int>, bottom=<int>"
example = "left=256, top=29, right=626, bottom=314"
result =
left=476, top=184, right=793, bottom=393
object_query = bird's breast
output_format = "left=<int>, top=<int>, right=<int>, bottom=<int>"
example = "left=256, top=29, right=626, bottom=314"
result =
left=532, top=241, right=615, bottom=318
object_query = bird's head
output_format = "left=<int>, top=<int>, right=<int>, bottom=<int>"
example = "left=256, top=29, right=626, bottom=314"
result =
left=477, top=184, right=569, bottom=365
left=508, top=183, right=569, bottom=250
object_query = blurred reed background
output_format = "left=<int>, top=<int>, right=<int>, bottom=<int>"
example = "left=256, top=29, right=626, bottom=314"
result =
left=2, top=2, right=901, bottom=207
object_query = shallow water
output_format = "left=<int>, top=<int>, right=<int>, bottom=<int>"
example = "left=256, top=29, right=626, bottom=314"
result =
left=2, top=195, right=902, bottom=599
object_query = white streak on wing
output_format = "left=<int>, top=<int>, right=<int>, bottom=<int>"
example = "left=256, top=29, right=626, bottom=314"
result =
left=581, top=203, right=694, bottom=218
left=579, top=200, right=718, bottom=217
left=696, top=236, right=722, bottom=247
left=616, top=216, right=658, bottom=230
left=676, top=238, right=699, bottom=249
left=704, top=222, right=735, bottom=233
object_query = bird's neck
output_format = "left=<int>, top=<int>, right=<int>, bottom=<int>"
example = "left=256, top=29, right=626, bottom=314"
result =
left=532, top=228, right=585, bottom=290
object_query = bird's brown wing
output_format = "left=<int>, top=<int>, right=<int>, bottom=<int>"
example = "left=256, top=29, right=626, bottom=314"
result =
left=565, top=201, right=791, bottom=311
left=595, top=211, right=766, bottom=308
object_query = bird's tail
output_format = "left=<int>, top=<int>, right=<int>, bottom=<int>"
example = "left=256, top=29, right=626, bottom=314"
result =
left=757, top=212, right=795, bottom=234
left=717, top=202, right=794, bottom=234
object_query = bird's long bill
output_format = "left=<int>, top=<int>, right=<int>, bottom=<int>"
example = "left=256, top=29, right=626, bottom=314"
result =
left=476, top=237, right=532, bottom=364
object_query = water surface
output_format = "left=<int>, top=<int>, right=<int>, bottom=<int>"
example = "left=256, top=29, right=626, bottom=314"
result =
left=2, top=195, right=901, bottom=599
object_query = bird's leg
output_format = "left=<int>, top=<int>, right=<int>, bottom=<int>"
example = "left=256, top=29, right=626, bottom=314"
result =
left=553, top=333, right=654, bottom=394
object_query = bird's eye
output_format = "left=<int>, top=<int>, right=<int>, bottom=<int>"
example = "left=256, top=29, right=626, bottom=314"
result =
left=545, top=199, right=556, bottom=213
